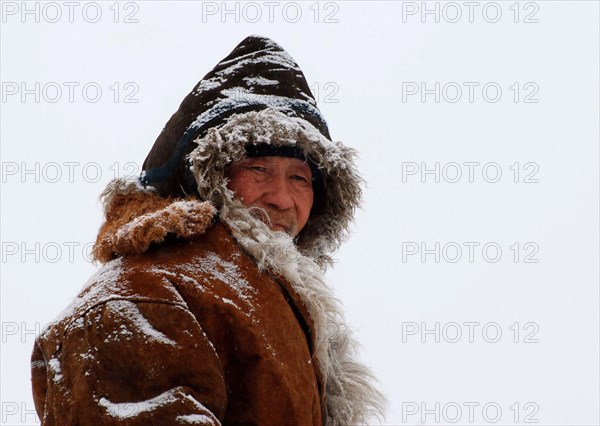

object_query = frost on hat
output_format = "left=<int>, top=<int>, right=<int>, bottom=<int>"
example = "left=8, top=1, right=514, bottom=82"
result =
left=141, top=35, right=331, bottom=197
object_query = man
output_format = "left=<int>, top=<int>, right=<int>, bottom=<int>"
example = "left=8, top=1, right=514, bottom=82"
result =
left=31, top=35, right=384, bottom=425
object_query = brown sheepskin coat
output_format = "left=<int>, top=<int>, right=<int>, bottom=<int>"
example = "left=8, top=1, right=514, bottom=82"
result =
left=31, top=189, right=326, bottom=425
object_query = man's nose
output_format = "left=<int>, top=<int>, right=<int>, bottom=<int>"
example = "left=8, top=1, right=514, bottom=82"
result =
left=262, top=174, right=294, bottom=211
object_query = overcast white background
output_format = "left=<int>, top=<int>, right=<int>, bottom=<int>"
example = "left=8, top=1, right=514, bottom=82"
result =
left=1, top=1, right=599, bottom=425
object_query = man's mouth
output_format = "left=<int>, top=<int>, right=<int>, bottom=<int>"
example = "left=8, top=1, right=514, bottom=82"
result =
left=271, top=222, right=291, bottom=234
left=248, top=207, right=297, bottom=236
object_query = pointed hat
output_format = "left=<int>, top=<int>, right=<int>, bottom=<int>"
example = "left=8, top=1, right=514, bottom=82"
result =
left=141, top=35, right=331, bottom=196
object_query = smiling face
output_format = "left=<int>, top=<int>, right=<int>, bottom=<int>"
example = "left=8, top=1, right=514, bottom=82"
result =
left=225, top=156, right=314, bottom=237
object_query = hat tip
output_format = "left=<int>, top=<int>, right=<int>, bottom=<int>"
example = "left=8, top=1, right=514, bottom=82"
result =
left=240, top=34, right=282, bottom=49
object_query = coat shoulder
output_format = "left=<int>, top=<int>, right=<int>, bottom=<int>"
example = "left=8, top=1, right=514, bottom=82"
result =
left=37, top=220, right=250, bottom=350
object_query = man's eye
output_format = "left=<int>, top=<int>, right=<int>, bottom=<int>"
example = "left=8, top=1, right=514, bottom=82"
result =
left=291, top=175, right=309, bottom=183
left=247, top=166, right=267, bottom=173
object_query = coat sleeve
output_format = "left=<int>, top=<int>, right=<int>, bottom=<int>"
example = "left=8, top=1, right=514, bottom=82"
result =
left=31, top=299, right=228, bottom=425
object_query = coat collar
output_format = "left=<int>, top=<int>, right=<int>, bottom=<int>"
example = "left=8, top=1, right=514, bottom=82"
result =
left=92, top=180, right=215, bottom=263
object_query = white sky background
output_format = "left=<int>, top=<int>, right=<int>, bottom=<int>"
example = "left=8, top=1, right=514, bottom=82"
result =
left=1, top=1, right=599, bottom=425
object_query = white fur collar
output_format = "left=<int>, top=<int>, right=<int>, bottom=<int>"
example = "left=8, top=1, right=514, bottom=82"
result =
left=219, top=200, right=386, bottom=425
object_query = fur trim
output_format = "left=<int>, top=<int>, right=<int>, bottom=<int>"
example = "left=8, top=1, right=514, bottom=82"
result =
left=188, top=107, right=364, bottom=268
left=93, top=178, right=216, bottom=262
left=218, top=200, right=386, bottom=425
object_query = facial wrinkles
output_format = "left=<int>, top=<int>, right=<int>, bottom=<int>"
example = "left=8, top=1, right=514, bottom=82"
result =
left=254, top=206, right=298, bottom=235
left=226, top=157, right=313, bottom=236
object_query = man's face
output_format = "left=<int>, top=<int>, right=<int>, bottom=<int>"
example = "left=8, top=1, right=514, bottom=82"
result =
left=226, top=156, right=314, bottom=237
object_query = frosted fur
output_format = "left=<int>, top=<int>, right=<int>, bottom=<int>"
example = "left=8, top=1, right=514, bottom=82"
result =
left=188, top=108, right=364, bottom=268
left=94, top=179, right=216, bottom=263
left=187, top=108, right=385, bottom=424
left=99, top=177, right=160, bottom=215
